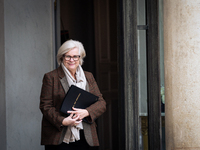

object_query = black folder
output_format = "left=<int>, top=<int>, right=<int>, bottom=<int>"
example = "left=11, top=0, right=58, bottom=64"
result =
left=60, top=85, right=98, bottom=117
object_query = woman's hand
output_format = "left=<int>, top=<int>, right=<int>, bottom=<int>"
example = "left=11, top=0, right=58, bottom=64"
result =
left=62, top=113, right=82, bottom=126
left=67, top=107, right=89, bottom=120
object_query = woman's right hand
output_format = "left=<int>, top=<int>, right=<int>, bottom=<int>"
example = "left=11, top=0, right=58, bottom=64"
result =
left=62, top=113, right=82, bottom=126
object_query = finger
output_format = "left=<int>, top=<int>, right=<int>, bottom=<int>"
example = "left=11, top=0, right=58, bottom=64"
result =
left=73, top=115, right=80, bottom=121
left=69, top=113, right=73, bottom=117
left=67, top=110, right=76, bottom=114
left=72, top=114, right=78, bottom=119
left=72, top=107, right=77, bottom=111
left=75, top=120, right=82, bottom=124
left=72, top=107, right=81, bottom=111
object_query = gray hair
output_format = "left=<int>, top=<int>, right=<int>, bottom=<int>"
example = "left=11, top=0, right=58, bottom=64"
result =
left=57, top=39, right=86, bottom=65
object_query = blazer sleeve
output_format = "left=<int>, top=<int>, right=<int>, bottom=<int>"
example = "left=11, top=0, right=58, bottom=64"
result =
left=40, top=73, right=65, bottom=131
left=85, top=72, right=106, bottom=123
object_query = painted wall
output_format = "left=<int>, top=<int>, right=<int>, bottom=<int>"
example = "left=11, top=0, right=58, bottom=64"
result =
left=0, top=0, right=54, bottom=149
left=0, top=0, right=6, bottom=150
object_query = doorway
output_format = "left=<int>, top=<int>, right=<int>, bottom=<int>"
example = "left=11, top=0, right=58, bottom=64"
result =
left=55, top=0, right=164, bottom=149
left=58, top=0, right=119, bottom=150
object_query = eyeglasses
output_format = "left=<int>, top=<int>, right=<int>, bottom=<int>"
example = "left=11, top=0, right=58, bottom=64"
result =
left=63, top=55, right=80, bottom=61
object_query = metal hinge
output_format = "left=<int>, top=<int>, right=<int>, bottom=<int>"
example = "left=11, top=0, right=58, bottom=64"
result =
left=137, top=25, right=148, bottom=30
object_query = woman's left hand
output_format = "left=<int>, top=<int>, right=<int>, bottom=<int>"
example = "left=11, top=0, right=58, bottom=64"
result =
left=67, top=107, right=89, bottom=120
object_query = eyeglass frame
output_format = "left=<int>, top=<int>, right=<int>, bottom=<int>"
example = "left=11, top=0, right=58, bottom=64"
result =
left=63, top=55, right=81, bottom=61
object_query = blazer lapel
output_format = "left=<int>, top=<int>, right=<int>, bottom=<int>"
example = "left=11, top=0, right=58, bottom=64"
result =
left=57, top=66, right=69, bottom=94
left=57, top=66, right=69, bottom=144
left=58, top=76, right=69, bottom=144
left=60, top=77, right=69, bottom=94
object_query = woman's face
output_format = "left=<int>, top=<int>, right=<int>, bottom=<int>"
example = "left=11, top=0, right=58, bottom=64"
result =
left=63, top=47, right=80, bottom=75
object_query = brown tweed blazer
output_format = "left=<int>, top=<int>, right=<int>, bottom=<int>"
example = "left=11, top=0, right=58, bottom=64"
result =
left=40, top=66, right=106, bottom=146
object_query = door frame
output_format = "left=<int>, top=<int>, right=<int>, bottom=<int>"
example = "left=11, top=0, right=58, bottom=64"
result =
left=146, top=0, right=162, bottom=149
left=118, top=0, right=161, bottom=149
left=118, top=0, right=139, bottom=149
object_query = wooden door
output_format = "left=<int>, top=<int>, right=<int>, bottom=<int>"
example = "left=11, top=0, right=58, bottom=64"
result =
left=94, top=0, right=119, bottom=150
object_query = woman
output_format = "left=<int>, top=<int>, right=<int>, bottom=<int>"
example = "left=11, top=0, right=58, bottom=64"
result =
left=40, top=39, right=106, bottom=150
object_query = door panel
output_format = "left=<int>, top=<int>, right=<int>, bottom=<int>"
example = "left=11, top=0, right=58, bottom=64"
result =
left=94, top=0, right=118, bottom=149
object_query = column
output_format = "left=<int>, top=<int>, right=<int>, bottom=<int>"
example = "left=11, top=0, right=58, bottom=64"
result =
left=164, top=0, right=200, bottom=149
